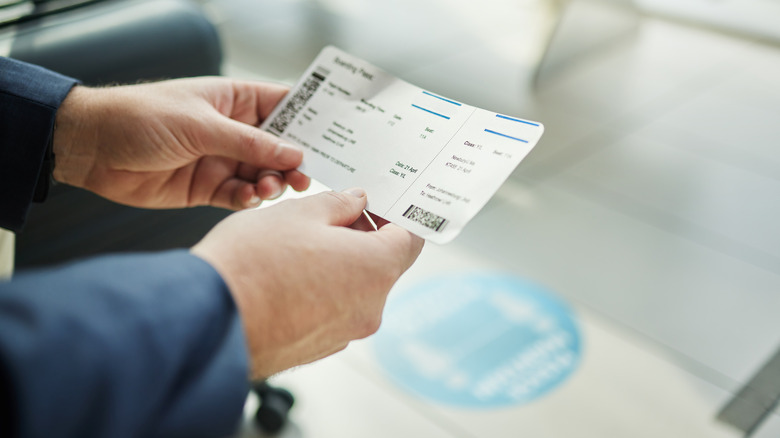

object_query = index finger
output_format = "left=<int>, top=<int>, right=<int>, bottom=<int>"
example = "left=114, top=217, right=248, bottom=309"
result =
left=368, top=212, right=390, bottom=229
left=227, top=80, right=289, bottom=126
left=373, top=223, right=425, bottom=272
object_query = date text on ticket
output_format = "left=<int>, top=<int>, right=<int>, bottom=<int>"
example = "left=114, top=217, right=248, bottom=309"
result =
left=261, top=46, right=544, bottom=244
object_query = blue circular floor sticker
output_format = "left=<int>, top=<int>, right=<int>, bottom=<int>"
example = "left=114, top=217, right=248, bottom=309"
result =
left=373, top=273, right=582, bottom=408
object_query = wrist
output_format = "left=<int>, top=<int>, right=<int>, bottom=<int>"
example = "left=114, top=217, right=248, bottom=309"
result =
left=52, top=85, right=100, bottom=188
left=190, top=241, right=277, bottom=379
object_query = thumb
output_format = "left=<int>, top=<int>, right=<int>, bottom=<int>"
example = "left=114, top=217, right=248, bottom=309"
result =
left=204, top=117, right=303, bottom=170
left=299, top=188, right=368, bottom=227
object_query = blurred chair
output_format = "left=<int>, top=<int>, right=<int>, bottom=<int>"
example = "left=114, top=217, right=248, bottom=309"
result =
left=3, top=0, right=222, bottom=85
left=0, top=0, right=230, bottom=267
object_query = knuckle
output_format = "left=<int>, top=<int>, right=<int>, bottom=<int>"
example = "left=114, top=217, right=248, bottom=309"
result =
left=388, top=233, right=424, bottom=271
left=381, top=266, right=402, bottom=288
left=237, top=129, right=259, bottom=152
left=333, top=343, right=349, bottom=354
left=239, top=130, right=275, bottom=162
left=355, top=314, right=382, bottom=339
left=322, top=191, right=355, bottom=212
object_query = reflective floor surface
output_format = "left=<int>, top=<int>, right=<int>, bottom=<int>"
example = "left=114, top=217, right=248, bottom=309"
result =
left=200, top=0, right=780, bottom=436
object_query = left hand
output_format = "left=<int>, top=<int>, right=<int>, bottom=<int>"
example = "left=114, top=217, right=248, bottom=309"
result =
left=53, top=77, right=310, bottom=210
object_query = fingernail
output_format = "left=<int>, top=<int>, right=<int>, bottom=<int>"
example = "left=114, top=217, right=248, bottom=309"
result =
left=248, top=195, right=261, bottom=206
left=275, top=142, right=303, bottom=166
left=258, top=170, right=284, bottom=200
left=268, top=185, right=283, bottom=200
left=258, top=169, right=284, bottom=180
left=343, top=187, right=366, bottom=198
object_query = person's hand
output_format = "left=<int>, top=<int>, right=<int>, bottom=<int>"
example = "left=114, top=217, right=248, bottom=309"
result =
left=53, top=77, right=310, bottom=210
left=191, top=189, right=424, bottom=379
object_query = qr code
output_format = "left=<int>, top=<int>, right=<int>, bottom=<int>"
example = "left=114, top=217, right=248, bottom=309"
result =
left=268, top=68, right=328, bottom=135
left=402, top=205, right=448, bottom=232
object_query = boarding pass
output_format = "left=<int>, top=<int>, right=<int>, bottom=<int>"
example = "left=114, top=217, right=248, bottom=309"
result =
left=261, top=46, right=544, bottom=244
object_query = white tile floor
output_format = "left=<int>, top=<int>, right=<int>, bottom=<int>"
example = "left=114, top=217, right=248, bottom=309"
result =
left=202, top=0, right=780, bottom=436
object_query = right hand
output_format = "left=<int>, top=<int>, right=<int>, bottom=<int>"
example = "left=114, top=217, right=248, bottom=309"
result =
left=191, top=188, right=424, bottom=379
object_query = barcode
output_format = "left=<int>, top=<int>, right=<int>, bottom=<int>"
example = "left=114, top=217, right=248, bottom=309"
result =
left=268, top=67, right=329, bottom=135
left=402, top=205, right=448, bottom=232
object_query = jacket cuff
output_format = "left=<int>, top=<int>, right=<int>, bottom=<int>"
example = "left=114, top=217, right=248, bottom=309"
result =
left=0, top=57, right=79, bottom=232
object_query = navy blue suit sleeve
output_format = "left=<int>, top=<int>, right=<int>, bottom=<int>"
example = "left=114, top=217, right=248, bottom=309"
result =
left=0, top=250, right=250, bottom=438
left=0, top=57, right=79, bottom=232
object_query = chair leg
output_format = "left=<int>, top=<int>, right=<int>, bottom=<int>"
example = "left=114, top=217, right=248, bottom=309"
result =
left=252, top=381, right=295, bottom=434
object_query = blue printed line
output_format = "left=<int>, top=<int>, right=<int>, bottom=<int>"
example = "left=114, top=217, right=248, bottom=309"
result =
left=422, top=91, right=462, bottom=106
left=412, top=104, right=451, bottom=120
left=484, top=129, right=528, bottom=143
left=496, top=114, right=539, bottom=127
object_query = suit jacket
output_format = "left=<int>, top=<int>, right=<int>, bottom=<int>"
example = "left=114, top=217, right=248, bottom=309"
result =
left=0, top=57, right=249, bottom=438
